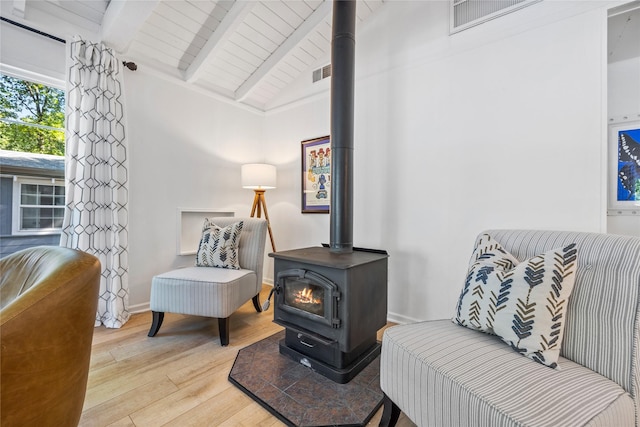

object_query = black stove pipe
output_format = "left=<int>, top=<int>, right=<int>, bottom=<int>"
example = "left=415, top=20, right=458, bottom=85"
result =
left=329, top=0, right=356, bottom=254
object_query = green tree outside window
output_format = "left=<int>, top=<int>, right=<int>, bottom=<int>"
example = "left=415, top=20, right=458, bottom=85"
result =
left=0, top=74, right=65, bottom=155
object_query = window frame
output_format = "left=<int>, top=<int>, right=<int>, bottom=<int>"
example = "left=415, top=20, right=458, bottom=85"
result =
left=0, top=68, right=66, bottom=147
left=11, top=177, right=66, bottom=235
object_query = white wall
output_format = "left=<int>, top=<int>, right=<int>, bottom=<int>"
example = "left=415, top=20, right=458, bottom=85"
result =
left=3, top=1, right=626, bottom=323
left=0, top=20, right=66, bottom=87
left=0, top=22, right=266, bottom=311
left=265, top=1, right=610, bottom=323
left=124, top=70, right=264, bottom=310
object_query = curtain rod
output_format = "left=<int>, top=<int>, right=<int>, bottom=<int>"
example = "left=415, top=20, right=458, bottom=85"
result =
left=1, top=16, right=65, bottom=44
left=1, top=16, right=138, bottom=72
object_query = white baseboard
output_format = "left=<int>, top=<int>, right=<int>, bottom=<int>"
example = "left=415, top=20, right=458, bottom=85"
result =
left=129, top=302, right=150, bottom=314
left=130, top=294, right=420, bottom=325
left=386, top=311, right=423, bottom=325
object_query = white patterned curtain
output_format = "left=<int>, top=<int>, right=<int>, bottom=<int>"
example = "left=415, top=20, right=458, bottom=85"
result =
left=60, top=36, right=130, bottom=328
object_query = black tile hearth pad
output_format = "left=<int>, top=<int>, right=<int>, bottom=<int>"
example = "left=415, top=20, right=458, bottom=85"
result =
left=228, top=330, right=384, bottom=427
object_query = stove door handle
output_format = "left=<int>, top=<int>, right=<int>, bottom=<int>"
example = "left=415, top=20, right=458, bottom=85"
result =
left=299, top=339, right=315, bottom=348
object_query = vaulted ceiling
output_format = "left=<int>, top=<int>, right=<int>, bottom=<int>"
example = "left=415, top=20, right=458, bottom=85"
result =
left=1, top=0, right=385, bottom=111
left=3, top=0, right=639, bottom=112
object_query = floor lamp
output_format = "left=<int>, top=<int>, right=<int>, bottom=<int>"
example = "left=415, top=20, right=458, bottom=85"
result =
left=242, top=163, right=276, bottom=252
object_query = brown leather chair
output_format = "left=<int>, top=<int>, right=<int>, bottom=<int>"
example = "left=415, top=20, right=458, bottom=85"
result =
left=1, top=246, right=101, bottom=427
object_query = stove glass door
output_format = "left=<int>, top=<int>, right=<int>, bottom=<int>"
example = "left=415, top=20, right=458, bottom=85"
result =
left=284, top=278, right=325, bottom=316
left=275, top=268, right=340, bottom=328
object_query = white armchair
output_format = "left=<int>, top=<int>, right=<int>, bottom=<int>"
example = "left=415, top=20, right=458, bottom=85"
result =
left=147, top=217, right=267, bottom=346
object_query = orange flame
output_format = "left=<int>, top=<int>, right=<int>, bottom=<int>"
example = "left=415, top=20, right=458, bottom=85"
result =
left=294, top=287, right=321, bottom=305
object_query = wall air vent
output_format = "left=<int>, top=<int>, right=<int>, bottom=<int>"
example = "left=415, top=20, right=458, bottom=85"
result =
left=451, top=0, right=540, bottom=33
left=312, top=64, right=332, bottom=83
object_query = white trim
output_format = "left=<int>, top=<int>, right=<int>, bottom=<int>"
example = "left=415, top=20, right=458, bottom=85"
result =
left=601, top=4, right=610, bottom=233
left=12, top=177, right=65, bottom=235
left=132, top=304, right=424, bottom=325
left=0, top=117, right=64, bottom=132
left=176, top=208, right=234, bottom=255
left=386, top=311, right=424, bottom=326
left=609, top=113, right=640, bottom=125
left=0, top=63, right=65, bottom=89
left=128, top=301, right=150, bottom=314
left=265, top=90, right=330, bottom=117
left=450, top=0, right=541, bottom=34
left=608, top=0, right=640, bottom=18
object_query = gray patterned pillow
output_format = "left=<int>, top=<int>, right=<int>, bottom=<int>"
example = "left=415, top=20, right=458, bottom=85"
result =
left=453, top=234, right=578, bottom=369
left=195, top=220, right=243, bottom=269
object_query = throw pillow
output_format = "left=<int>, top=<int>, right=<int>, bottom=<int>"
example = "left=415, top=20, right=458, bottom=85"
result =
left=453, top=234, right=578, bottom=369
left=195, top=220, right=243, bottom=270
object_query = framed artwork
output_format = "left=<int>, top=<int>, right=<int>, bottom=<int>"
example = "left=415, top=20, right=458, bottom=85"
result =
left=609, top=121, right=640, bottom=210
left=301, top=136, right=331, bottom=213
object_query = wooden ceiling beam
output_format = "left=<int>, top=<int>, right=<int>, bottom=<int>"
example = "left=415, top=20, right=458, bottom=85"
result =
left=101, top=0, right=159, bottom=53
left=234, top=0, right=332, bottom=102
left=183, top=1, right=255, bottom=83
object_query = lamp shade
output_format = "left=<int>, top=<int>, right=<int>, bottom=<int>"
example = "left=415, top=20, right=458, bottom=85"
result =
left=241, top=163, right=276, bottom=189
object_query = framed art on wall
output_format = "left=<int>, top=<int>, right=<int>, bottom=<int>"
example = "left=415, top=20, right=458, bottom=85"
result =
left=301, top=136, right=331, bottom=213
left=609, top=121, right=640, bottom=210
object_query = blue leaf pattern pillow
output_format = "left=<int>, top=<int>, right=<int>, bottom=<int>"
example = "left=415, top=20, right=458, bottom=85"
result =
left=195, top=220, right=243, bottom=270
left=454, top=234, right=578, bottom=369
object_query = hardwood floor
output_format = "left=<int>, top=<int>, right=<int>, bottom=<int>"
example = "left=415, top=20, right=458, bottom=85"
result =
left=80, top=285, right=416, bottom=427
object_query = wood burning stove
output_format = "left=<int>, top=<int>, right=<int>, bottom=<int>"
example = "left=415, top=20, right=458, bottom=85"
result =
left=266, top=1, right=388, bottom=385
left=270, top=246, right=388, bottom=383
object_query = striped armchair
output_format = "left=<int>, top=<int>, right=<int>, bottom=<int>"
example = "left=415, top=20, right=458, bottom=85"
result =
left=380, top=230, right=640, bottom=427
left=148, top=217, right=267, bottom=346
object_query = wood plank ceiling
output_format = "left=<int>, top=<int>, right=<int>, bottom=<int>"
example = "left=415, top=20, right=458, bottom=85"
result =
left=3, top=0, right=385, bottom=111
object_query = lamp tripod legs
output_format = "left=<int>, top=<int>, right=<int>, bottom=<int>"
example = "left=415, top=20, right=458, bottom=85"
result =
left=250, top=190, right=276, bottom=252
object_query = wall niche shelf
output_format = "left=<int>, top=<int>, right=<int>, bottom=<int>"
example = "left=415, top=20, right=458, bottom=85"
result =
left=177, top=208, right=234, bottom=255
left=607, top=209, right=639, bottom=216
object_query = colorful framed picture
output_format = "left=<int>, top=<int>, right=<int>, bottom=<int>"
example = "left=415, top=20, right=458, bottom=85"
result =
left=609, top=121, right=640, bottom=209
left=301, top=136, right=331, bottom=213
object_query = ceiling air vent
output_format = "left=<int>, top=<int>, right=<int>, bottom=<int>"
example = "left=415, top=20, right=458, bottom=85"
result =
left=312, top=64, right=332, bottom=83
left=451, top=0, right=540, bottom=33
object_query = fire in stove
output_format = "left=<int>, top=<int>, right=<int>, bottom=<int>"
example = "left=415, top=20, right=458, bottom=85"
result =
left=294, top=287, right=320, bottom=305
left=287, top=285, right=324, bottom=316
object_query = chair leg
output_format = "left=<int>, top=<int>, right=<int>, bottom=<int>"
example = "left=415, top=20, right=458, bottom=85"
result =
left=252, top=294, right=262, bottom=313
left=218, top=317, right=229, bottom=346
left=148, top=311, right=165, bottom=337
left=379, top=394, right=401, bottom=427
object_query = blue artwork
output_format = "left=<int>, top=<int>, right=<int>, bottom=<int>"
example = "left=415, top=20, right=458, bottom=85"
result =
left=617, top=128, right=640, bottom=201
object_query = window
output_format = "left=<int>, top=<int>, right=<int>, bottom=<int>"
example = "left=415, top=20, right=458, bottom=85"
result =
left=12, top=178, right=65, bottom=234
left=450, top=0, right=540, bottom=33
left=0, top=73, right=66, bottom=244
left=0, top=73, right=65, bottom=154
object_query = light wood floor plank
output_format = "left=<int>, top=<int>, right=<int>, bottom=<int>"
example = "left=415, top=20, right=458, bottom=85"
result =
left=105, top=415, right=136, bottom=427
left=217, top=402, right=282, bottom=427
left=80, top=285, right=416, bottom=427
left=164, top=385, right=260, bottom=426
left=80, top=376, right=178, bottom=426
